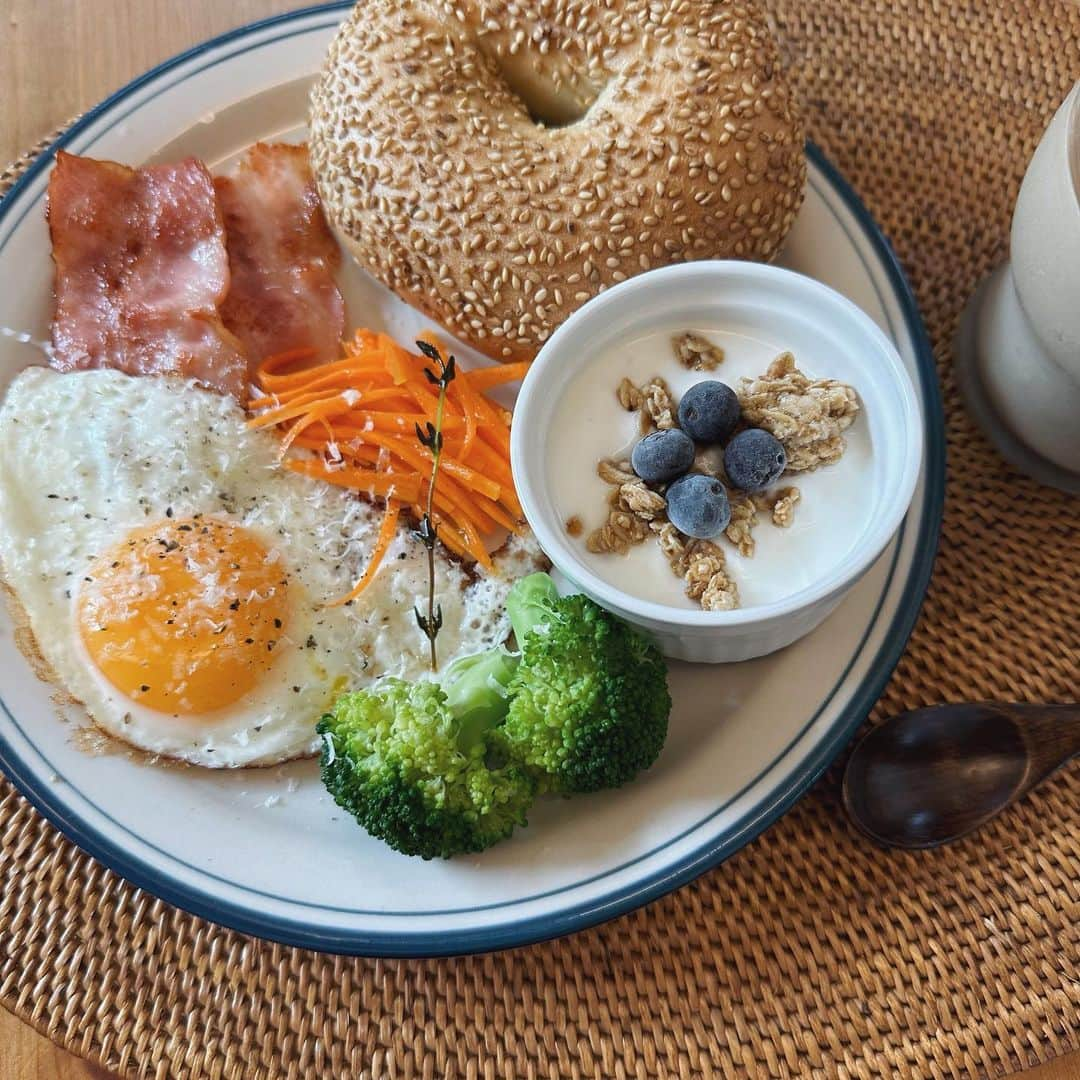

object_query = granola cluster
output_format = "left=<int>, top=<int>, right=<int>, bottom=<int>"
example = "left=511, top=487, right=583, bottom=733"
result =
left=585, top=460, right=653, bottom=555
left=683, top=542, right=739, bottom=611
left=737, top=352, right=860, bottom=472
left=587, top=465, right=739, bottom=611
left=724, top=494, right=759, bottom=557
left=756, top=486, right=801, bottom=528
left=617, top=375, right=676, bottom=433
left=577, top=347, right=859, bottom=612
left=721, top=486, right=804, bottom=556
left=672, top=332, right=725, bottom=372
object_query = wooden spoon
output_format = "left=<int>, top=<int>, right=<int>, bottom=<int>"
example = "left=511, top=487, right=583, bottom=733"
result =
left=842, top=703, right=1080, bottom=849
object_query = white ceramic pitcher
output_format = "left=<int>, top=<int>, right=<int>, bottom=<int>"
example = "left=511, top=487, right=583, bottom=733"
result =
left=957, top=80, right=1080, bottom=492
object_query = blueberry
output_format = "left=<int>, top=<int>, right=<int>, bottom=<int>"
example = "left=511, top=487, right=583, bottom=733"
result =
left=630, top=428, right=695, bottom=484
left=723, top=428, right=787, bottom=492
left=666, top=474, right=731, bottom=539
left=676, top=381, right=740, bottom=443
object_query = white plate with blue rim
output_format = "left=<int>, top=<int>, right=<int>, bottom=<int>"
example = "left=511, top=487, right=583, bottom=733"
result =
left=0, top=4, right=943, bottom=956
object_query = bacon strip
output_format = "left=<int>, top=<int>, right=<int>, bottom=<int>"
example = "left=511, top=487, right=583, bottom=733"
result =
left=215, top=143, right=345, bottom=369
left=47, top=151, right=248, bottom=399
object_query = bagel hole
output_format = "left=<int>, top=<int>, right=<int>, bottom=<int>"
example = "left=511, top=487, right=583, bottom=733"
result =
left=479, top=44, right=602, bottom=128
left=503, top=72, right=598, bottom=128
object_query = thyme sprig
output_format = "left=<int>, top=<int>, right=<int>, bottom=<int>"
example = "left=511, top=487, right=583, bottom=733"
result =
left=413, top=339, right=456, bottom=672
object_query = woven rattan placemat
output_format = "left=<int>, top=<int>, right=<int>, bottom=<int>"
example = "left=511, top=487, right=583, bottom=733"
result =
left=2, top=2, right=1079, bottom=1077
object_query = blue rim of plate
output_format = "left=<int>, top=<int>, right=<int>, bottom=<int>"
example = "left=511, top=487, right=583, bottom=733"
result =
left=0, top=3, right=945, bottom=957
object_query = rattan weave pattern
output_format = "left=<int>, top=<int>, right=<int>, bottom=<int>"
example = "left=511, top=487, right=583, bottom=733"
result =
left=1, top=3, right=1079, bottom=1077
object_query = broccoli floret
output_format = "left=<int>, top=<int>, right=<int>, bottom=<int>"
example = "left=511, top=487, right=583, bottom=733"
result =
left=318, top=678, right=535, bottom=860
left=318, top=573, right=671, bottom=858
left=500, top=574, right=671, bottom=794
left=442, top=646, right=517, bottom=745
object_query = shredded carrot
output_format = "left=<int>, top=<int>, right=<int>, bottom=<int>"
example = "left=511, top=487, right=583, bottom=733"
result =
left=462, top=360, right=532, bottom=391
left=258, top=351, right=381, bottom=390
left=247, top=391, right=356, bottom=430
left=449, top=365, right=481, bottom=459
left=464, top=437, right=516, bottom=491
left=277, top=411, right=326, bottom=458
left=466, top=490, right=520, bottom=533
left=286, top=459, right=423, bottom=504
left=248, top=370, right=398, bottom=409
left=323, top=412, right=466, bottom=436
left=325, top=502, right=401, bottom=607
left=385, top=340, right=414, bottom=385
left=358, top=431, right=504, bottom=503
left=247, top=327, right=529, bottom=578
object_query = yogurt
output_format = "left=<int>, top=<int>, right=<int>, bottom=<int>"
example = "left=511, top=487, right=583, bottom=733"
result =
left=545, top=323, right=872, bottom=610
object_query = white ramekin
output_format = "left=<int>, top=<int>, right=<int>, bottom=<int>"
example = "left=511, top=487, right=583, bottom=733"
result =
left=510, top=261, right=924, bottom=663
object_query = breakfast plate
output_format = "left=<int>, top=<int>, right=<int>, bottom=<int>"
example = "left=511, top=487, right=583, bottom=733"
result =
left=0, top=4, right=943, bottom=955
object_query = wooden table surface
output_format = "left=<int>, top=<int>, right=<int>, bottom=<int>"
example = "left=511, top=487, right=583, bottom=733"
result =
left=0, top=1, right=1077, bottom=1077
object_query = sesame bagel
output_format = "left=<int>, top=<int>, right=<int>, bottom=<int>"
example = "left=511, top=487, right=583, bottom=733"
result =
left=310, top=1, right=806, bottom=362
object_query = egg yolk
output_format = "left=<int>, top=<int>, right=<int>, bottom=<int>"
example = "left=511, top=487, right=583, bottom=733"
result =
left=78, top=518, right=289, bottom=715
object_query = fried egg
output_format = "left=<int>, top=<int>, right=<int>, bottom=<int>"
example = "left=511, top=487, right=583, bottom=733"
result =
left=0, top=366, right=542, bottom=766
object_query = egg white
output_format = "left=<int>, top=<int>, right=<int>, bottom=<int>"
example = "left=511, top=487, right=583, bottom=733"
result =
left=0, top=367, right=542, bottom=766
